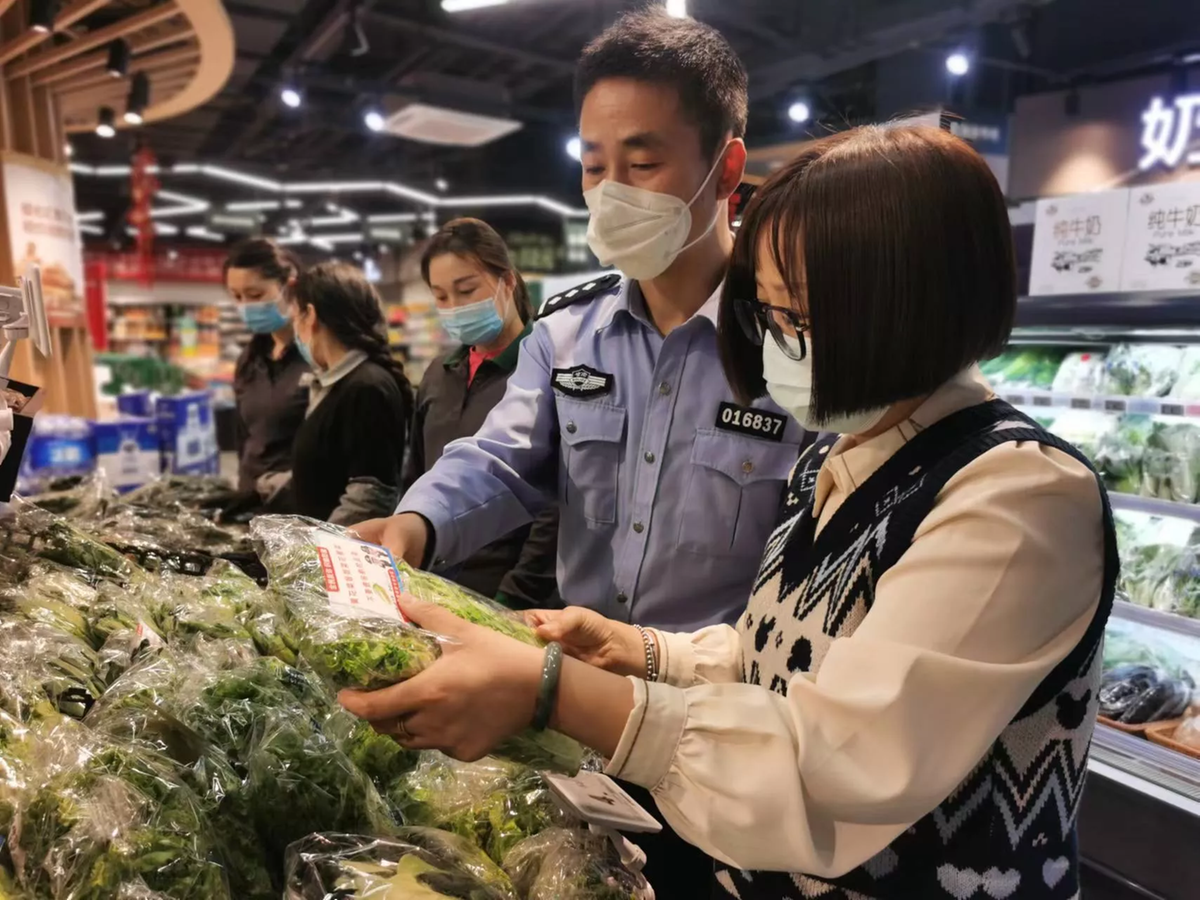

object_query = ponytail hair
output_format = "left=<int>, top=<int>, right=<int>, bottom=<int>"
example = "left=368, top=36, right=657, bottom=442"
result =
left=293, top=261, right=414, bottom=423
left=224, top=238, right=301, bottom=290
left=420, top=217, right=534, bottom=323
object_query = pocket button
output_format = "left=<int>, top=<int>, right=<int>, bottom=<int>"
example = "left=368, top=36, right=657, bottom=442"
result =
left=742, top=460, right=755, bottom=474
left=633, top=521, right=645, bottom=533
left=617, top=592, right=629, bottom=604
left=565, top=421, right=577, bottom=434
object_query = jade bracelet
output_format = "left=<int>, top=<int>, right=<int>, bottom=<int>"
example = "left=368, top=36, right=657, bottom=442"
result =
left=532, top=641, right=564, bottom=731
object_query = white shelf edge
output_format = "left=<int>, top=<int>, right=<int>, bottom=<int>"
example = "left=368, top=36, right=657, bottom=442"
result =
left=1112, top=599, right=1200, bottom=640
left=1109, top=493, right=1200, bottom=523
left=1000, top=389, right=1200, bottom=418
left=1087, top=758, right=1200, bottom=818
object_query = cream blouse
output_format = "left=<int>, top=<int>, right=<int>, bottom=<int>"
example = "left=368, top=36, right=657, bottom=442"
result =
left=605, top=368, right=1105, bottom=878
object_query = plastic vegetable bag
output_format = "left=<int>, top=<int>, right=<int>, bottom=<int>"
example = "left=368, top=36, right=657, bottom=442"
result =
left=1102, top=344, right=1184, bottom=397
left=1051, top=351, right=1108, bottom=395
left=1141, top=422, right=1200, bottom=503
left=252, top=516, right=584, bottom=774
left=7, top=724, right=230, bottom=900
left=2, top=498, right=137, bottom=583
left=395, top=753, right=562, bottom=865
left=989, top=349, right=1065, bottom=389
left=504, top=828, right=653, bottom=900
left=283, top=829, right=517, bottom=900
left=1098, top=664, right=1193, bottom=725
left=1093, top=415, right=1153, bottom=494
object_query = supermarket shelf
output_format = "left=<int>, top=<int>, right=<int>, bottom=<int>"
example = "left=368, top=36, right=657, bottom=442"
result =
left=1001, top=390, right=1199, bottom=417
left=1091, top=725, right=1200, bottom=815
left=1016, top=290, right=1200, bottom=329
left=1112, top=600, right=1200, bottom=641
left=1109, top=493, right=1200, bottom=523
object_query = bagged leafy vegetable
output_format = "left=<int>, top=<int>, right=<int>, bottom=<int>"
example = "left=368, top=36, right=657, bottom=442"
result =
left=989, top=349, right=1065, bottom=389
left=396, top=753, right=563, bottom=865
left=3, top=499, right=137, bottom=582
left=8, top=724, right=231, bottom=900
left=1098, top=664, right=1193, bottom=725
left=1051, top=351, right=1108, bottom=394
left=504, top=828, right=653, bottom=900
left=1102, top=344, right=1184, bottom=397
left=284, top=828, right=517, bottom=900
left=252, top=516, right=583, bottom=774
left=1141, top=421, right=1200, bottom=503
left=1093, top=415, right=1153, bottom=494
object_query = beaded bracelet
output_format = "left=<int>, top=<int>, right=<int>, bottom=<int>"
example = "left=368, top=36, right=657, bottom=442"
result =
left=635, top=625, right=658, bottom=682
left=532, top=641, right=564, bottom=731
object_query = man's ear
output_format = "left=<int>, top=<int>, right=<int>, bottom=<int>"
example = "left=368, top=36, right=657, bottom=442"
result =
left=716, top=139, right=748, bottom=201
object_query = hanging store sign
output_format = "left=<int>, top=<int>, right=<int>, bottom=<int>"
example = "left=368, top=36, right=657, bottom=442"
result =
left=1028, top=189, right=1131, bottom=295
left=1119, top=182, right=1200, bottom=290
left=1139, top=94, right=1200, bottom=172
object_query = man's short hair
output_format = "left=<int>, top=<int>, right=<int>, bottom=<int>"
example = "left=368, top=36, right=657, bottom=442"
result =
left=718, top=124, right=1017, bottom=422
left=575, top=9, right=748, bottom=158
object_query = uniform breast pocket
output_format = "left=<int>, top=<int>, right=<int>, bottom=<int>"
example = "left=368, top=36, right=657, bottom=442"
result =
left=678, top=429, right=801, bottom=557
left=556, top=396, right=626, bottom=526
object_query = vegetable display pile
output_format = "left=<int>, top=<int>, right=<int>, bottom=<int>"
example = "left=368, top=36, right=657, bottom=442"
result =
left=0, top=481, right=644, bottom=899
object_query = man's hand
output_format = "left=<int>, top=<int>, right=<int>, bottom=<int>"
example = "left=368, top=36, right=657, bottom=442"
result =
left=525, top=607, right=647, bottom=678
left=351, top=513, right=429, bottom=566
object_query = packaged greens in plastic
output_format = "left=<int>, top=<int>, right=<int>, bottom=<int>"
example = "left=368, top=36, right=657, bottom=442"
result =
left=989, top=348, right=1064, bottom=389
left=1051, top=350, right=1107, bottom=395
left=283, top=828, right=517, bottom=900
left=8, top=724, right=230, bottom=900
left=1102, top=344, right=1184, bottom=397
left=252, top=516, right=584, bottom=774
left=395, top=753, right=562, bottom=865
left=2, top=498, right=137, bottom=582
left=503, top=828, right=653, bottom=900
left=1141, top=422, right=1200, bottom=503
left=1093, top=415, right=1153, bottom=494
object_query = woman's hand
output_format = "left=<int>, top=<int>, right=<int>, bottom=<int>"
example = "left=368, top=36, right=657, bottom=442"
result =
left=338, top=597, right=544, bottom=761
left=525, top=607, right=647, bottom=678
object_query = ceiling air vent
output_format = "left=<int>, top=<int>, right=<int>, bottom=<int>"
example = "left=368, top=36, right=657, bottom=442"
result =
left=379, top=102, right=522, bottom=147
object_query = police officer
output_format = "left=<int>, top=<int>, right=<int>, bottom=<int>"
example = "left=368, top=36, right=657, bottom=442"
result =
left=353, top=10, right=805, bottom=896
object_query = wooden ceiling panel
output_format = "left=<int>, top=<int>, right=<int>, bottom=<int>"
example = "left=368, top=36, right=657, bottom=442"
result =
left=8, top=2, right=181, bottom=78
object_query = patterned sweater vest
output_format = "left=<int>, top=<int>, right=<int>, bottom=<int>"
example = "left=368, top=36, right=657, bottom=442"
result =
left=715, top=400, right=1116, bottom=900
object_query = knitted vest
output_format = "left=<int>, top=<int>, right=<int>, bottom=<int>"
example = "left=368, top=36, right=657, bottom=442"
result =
left=714, top=400, right=1116, bottom=900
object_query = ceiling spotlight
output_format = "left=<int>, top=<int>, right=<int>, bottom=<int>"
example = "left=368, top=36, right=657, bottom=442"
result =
left=946, top=51, right=970, bottom=77
left=787, top=101, right=810, bottom=124
left=435, top=178, right=449, bottom=192
left=124, top=71, right=149, bottom=125
left=566, top=136, right=582, bottom=161
left=96, top=107, right=116, bottom=139
left=64, top=142, right=73, bottom=158
left=442, top=0, right=509, bottom=11
left=280, top=86, right=302, bottom=109
left=665, top=0, right=687, bottom=17
left=364, top=108, right=385, bottom=132
left=29, top=0, right=58, bottom=33
left=106, top=39, right=130, bottom=78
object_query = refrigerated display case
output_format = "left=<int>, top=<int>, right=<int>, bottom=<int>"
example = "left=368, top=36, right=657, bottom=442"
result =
left=1003, top=290, right=1200, bottom=900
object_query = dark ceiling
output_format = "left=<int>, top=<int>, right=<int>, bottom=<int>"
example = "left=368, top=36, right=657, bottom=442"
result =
left=70, top=0, right=1200, bottom=246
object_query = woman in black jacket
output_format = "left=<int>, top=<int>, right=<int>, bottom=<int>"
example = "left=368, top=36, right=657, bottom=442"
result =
left=289, top=262, right=414, bottom=526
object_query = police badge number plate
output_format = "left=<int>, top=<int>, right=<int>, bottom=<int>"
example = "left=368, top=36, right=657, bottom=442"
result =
left=715, top=401, right=788, bottom=442
left=552, top=365, right=613, bottom=399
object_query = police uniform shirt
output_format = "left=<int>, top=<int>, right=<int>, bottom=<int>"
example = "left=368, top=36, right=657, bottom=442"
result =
left=399, top=275, right=807, bottom=631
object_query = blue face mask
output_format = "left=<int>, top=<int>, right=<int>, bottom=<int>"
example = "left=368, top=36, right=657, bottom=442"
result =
left=437, top=296, right=505, bottom=347
left=239, top=299, right=290, bottom=334
left=294, top=337, right=316, bottom=369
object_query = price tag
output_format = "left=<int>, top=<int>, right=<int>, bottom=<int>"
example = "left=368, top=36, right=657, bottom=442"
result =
left=1161, top=402, right=1187, bottom=417
left=542, top=771, right=663, bottom=834
left=130, top=620, right=165, bottom=657
left=312, top=531, right=409, bottom=623
left=1102, top=398, right=1127, bottom=413
left=1127, top=398, right=1160, bottom=415
left=1032, top=394, right=1053, bottom=408
left=1070, top=396, right=1094, bottom=410
left=1006, top=393, right=1028, bottom=406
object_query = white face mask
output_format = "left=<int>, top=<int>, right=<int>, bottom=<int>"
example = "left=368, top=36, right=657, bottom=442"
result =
left=762, top=334, right=889, bottom=435
left=583, top=148, right=727, bottom=281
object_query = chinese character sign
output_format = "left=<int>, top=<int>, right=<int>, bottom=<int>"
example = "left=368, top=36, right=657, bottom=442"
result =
left=1139, top=94, right=1200, bottom=171
left=1120, top=182, right=1200, bottom=291
left=1028, top=189, right=1131, bottom=295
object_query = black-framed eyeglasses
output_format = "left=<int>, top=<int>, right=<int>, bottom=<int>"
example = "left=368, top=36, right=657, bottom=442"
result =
left=732, top=297, right=809, bottom=361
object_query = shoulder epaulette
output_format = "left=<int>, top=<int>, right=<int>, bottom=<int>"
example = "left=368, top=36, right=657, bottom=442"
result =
left=538, top=273, right=622, bottom=319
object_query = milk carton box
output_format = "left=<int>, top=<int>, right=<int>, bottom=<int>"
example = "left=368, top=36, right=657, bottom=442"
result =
left=93, top=417, right=159, bottom=492
left=116, top=390, right=154, bottom=418
left=156, top=392, right=218, bottom=476
left=16, top=415, right=95, bottom=494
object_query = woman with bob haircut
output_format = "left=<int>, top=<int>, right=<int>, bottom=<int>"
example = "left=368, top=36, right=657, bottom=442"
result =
left=339, top=124, right=1115, bottom=900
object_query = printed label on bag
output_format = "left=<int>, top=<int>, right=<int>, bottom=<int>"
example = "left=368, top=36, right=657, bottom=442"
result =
left=313, top=531, right=409, bottom=623
left=131, top=620, right=165, bottom=655
left=542, top=771, right=663, bottom=834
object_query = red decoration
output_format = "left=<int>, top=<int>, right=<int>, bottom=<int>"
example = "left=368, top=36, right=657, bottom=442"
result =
left=127, top=145, right=159, bottom=286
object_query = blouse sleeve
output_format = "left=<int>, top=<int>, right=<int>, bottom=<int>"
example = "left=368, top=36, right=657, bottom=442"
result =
left=605, top=442, right=1105, bottom=878
left=651, top=626, right=743, bottom=688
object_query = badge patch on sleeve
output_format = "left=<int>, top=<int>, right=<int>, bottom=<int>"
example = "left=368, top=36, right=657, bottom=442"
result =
left=714, top=402, right=789, bottom=441
left=552, top=365, right=613, bottom=398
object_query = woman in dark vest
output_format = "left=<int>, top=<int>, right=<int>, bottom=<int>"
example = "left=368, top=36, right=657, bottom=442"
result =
left=407, top=218, right=560, bottom=610
left=339, top=124, right=1115, bottom=900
